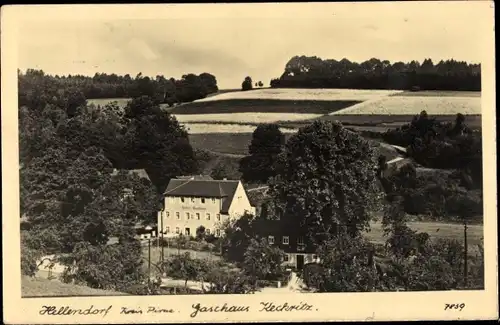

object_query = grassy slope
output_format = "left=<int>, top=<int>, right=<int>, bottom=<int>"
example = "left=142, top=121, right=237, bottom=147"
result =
left=366, top=221, right=483, bottom=252
left=22, top=276, right=127, bottom=297
left=190, top=132, right=401, bottom=160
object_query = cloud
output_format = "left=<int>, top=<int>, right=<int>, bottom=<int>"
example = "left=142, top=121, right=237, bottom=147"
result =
left=16, top=3, right=485, bottom=88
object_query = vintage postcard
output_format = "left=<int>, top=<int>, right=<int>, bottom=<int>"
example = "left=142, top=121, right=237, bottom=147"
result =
left=2, top=2, right=498, bottom=323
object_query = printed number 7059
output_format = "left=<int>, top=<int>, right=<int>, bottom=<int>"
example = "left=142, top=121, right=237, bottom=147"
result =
left=444, top=303, right=465, bottom=311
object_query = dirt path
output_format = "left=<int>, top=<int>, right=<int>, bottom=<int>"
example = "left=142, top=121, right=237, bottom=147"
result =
left=247, top=186, right=269, bottom=192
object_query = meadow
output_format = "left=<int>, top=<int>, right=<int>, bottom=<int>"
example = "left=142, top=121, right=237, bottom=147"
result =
left=189, top=132, right=401, bottom=160
left=21, top=276, right=128, bottom=297
left=366, top=221, right=483, bottom=252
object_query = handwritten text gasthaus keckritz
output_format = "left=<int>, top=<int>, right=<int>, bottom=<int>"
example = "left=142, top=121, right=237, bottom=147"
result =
left=189, top=301, right=315, bottom=318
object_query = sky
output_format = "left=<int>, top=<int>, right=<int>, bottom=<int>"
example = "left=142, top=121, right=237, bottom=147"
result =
left=16, top=2, right=490, bottom=89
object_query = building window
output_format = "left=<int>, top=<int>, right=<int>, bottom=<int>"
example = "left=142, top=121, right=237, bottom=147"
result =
left=216, top=214, right=221, bottom=221
left=268, top=236, right=275, bottom=244
left=191, top=197, right=195, bottom=203
left=206, top=213, right=210, bottom=220
left=185, top=228, right=190, bottom=236
left=212, top=198, right=216, bottom=203
left=283, top=254, right=289, bottom=262
left=175, top=227, right=180, bottom=234
left=176, top=212, right=180, bottom=220
left=196, top=213, right=200, bottom=220
left=283, top=236, right=289, bottom=245
left=201, top=198, right=205, bottom=204
left=206, top=229, right=211, bottom=235
left=313, top=254, right=318, bottom=260
left=216, top=229, right=220, bottom=237
left=165, top=226, right=170, bottom=233
left=181, top=197, right=185, bottom=203
left=186, top=212, right=190, bottom=220
left=166, top=212, right=170, bottom=218
left=297, top=237, right=304, bottom=245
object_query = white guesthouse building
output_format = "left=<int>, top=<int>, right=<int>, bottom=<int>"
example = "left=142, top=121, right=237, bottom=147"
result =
left=157, top=176, right=256, bottom=238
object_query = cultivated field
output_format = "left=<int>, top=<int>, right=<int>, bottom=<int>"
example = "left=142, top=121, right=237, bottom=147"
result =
left=183, top=123, right=296, bottom=134
left=392, top=90, right=481, bottom=97
left=176, top=112, right=323, bottom=124
left=192, top=88, right=403, bottom=102
left=87, top=89, right=482, bottom=157
left=331, top=95, right=481, bottom=115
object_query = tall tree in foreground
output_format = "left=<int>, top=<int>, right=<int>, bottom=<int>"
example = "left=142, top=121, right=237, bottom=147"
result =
left=239, top=123, right=285, bottom=183
left=268, top=120, right=381, bottom=247
left=124, top=96, right=198, bottom=192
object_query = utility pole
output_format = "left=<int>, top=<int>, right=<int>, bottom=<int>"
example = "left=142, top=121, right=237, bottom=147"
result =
left=148, top=238, right=151, bottom=284
left=161, top=210, right=164, bottom=263
left=464, top=220, right=468, bottom=288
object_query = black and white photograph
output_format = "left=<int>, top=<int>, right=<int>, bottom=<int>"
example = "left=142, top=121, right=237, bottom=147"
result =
left=2, top=2, right=497, bottom=323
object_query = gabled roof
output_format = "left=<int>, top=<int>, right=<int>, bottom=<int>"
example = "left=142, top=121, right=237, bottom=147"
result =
left=176, top=175, right=214, bottom=181
left=164, top=178, right=240, bottom=214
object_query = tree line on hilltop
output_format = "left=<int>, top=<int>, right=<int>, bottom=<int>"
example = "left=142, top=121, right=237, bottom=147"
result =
left=270, top=56, right=481, bottom=91
left=18, top=69, right=219, bottom=107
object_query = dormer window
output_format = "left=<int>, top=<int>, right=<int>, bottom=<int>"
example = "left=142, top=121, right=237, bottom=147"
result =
left=268, top=236, right=275, bottom=244
left=201, top=198, right=205, bottom=204
left=297, top=237, right=304, bottom=245
left=283, top=236, right=289, bottom=245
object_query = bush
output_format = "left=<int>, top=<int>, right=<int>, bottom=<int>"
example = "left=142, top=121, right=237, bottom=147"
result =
left=314, top=234, right=384, bottom=292
left=21, top=245, right=40, bottom=277
left=60, top=240, right=145, bottom=291
left=381, top=161, right=483, bottom=223
left=158, top=237, right=216, bottom=252
left=382, top=112, right=481, bottom=185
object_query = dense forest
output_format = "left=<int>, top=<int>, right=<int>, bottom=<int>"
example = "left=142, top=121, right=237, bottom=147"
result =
left=270, top=56, right=481, bottom=91
left=19, top=69, right=205, bottom=291
left=18, top=69, right=219, bottom=106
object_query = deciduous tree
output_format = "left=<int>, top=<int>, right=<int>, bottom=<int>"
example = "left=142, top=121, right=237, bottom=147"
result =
left=268, top=120, right=381, bottom=246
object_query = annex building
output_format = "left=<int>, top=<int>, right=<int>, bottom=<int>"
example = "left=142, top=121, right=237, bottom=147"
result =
left=157, top=175, right=256, bottom=238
